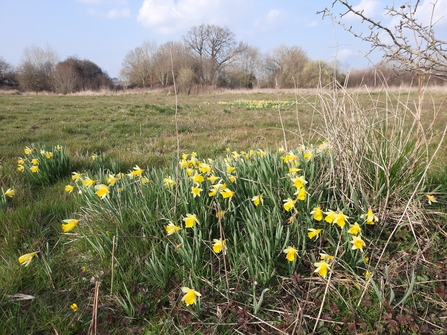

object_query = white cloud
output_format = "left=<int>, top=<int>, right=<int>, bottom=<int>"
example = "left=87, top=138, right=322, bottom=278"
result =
left=414, top=0, right=447, bottom=26
left=137, top=0, right=249, bottom=34
left=344, top=0, right=380, bottom=20
left=107, top=8, right=130, bottom=19
left=253, top=9, right=287, bottom=33
left=309, top=20, right=319, bottom=27
left=337, top=48, right=354, bottom=60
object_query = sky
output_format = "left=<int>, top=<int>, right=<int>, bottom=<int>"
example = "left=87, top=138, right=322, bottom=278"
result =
left=1, top=0, right=447, bottom=78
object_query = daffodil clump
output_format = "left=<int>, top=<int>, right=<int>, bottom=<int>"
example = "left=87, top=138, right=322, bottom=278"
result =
left=65, top=140, right=384, bottom=296
left=17, top=145, right=71, bottom=185
left=217, top=99, right=297, bottom=110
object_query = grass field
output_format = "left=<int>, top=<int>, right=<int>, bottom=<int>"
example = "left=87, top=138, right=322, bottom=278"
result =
left=1, top=87, right=447, bottom=334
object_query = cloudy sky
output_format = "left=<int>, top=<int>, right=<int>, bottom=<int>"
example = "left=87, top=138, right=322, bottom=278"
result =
left=1, top=0, right=447, bottom=78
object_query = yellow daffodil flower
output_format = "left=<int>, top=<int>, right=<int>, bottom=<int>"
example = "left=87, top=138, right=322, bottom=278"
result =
left=215, top=210, right=226, bottom=219
left=106, top=174, right=118, bottom=186
left=226, top=165, right=236, bottom=174
left=348, top=222, right=361, bottom=235
left=18, top=251, right=38, bottom=267
left=31, top=158, right=39, bottom=165
left=212, top=239, right=227, bottom=254
left=350, top=235, right=366, bottom=251
left=191, top=186, right=202, bottom=198
left=62, top=219, right=80, bottom=233
left=291, top=176, right=307, bottom=189
left=334, top=211, right=349, bottom=228
left=191, top=174, right=204, bottom=184
left=24, top=147, right=33, bottom=155
left=426, top=194, right=437, bottom=205
left=207, top=175, right=219, bottom=183
left=45, top=152, right=53, bottom=159
left=283, top=246, right=298, bottom=262
left=132, top=165, right=144, bottom=177
left=314, top=261, right=330, bottom=277
left=30, top=165, right=39, bottom=173
left=252, top=194, right=263, bottom=206
left=307, top=228, right=322, bottom=240
left=95, top=184, right=109, bottom=199
left=83, top=177, right=95, bottom=187
left=166, top=222, right=181, bottom=235
left=72, top=172, right=82, bottom=181
left=17, top=158, right=25, bottom=165
left=70, top=303, right=78, bottom=311
left=140, top=177, right=150, bottom=184
left=5, top=188, right=15, bottom=197
left=183, top=214, right=199, bottom=228
left=181, top=287, right=201, bottom=306
left=365, top=271, right=372, bottom=280
left=65, top=185, right=74, bottom=193
left=198, top=162, right=211, bottom=174
left=296, top=187, right=307, bottom=201
left=320, top=253, right=334, bottom=262
left=17, top=165, right=24, bottom=172
left=220, top=188, right=235, bottom=199
left=360, top=208, right=378, bottom=225
left=283, top=198, right=296, bottom=212
left=324, top=210, right=336, bottom=224
left=163, top=177, right=176, bottom=188
left=310, top=206, right=323, bottom=221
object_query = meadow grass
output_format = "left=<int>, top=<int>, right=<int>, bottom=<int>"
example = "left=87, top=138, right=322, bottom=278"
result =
left=1, top=87, right=447, bottom=334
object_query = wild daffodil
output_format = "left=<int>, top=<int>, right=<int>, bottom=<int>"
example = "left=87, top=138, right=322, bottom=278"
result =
left=212, top=239, right=227, bottom=254
left=166, top=223, right=181, bottom=235
left=252, top=194, right=263, bottom=206
left=191, top=173, right=204, bottom=184
left=320, top=253, right=334, bottom=262
left=106, top=174, right=118, bottom=186
left=181, top=287, right=201, bottom=306
left=163, top=177, right=176, bottom=188
left=314, top=261, right=330, bottom=278
left=334, top=211, right=349, bottom=228
left=31, top=158, right=39, bottom=165
left=365, top=271, right=372, bottom=280
left=307, top=228, right=322, bottom=240
left=17, top=165, right=24, bottom=172
left=310, top=206, right=323, bottom=221
left=324, top=210, right=336, bottom=224
left=296, top=187, right=307, bottom=201
left=24, top=146, right=33, bottom=155
left=18, top=252, right=38, bottom=267
left=45, top=152, right=53, bottom=159
left=62, top=219, right=79, bottom=233
left=70, top=303, right=78, bottom=311
left=348, top=222, right=361, bottom=235
left=207, top=175, right=219, bottom=183
left=198, top=162, right=212, bottom=174
left=283, top=246, right=298, bottom=262
left=95, top=184, right=109, bottom=199
left=360, top=208, right=378, bottom=225
left=220, top=188, right=235, bottom=199
left=30, top=165, right=39, bottom=173
left=183, top=214, right=199, bottom=228
left=191, top=186, right=202, bottom=198
left=65, top=185, right=74, bottom=193
left=83, top=177, right=95, bottom=187
left=426, top=194, right=437, bottom=205
left=72, top=172, right=82, bottom=181
left=5, top=188, right=15, bottom=197
left=291, top=176, right=307, bottom=189
left=283, top=198, right=296, bottom=212
left=350, top=235, right=366, bottom=251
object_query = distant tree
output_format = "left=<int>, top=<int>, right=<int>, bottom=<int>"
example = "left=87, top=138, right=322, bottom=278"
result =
left=120, top=40, right=158, bottom=87
left=17, top=44, right=59, bottom=92
left=263, top=45, right=309, bottom=88
left=176, top=67, right=197, bottom=94
left=51, top=56, right=113, bottom=93
left=300, top=60, right=338, bottom=88
left=153, top=41, right=195, bottom=87
left=0, top=57, right=16, bottom=87
left=225, top=45, right=261, bottom=88
left=183, top=24, right=247, bottom=85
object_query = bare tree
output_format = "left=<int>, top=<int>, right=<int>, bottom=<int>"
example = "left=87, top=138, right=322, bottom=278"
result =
left=121, top=40, right=158, bottom=87
left=17, top=44, right=59, bottom=92
left=225, top=45, right=261, bottom=88
left=0, top=57, right=16, bottom=87
left=263, top=45, right=309, bottom=88
left=319, top=0, right=447, bottom=79
left=51, top=61, right=79, bottom=94
left=183, top=24, right=247, bottom=85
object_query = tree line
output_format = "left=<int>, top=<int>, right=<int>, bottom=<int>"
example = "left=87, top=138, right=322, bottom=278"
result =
left=1, top=22, right=445, bottom=94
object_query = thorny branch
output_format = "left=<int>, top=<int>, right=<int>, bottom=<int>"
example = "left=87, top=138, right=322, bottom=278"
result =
left=318, top=0, right=447, bottom=79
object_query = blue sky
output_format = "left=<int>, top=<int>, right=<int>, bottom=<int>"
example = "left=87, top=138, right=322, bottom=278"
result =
left=2, top=0, right=447, bottom=78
